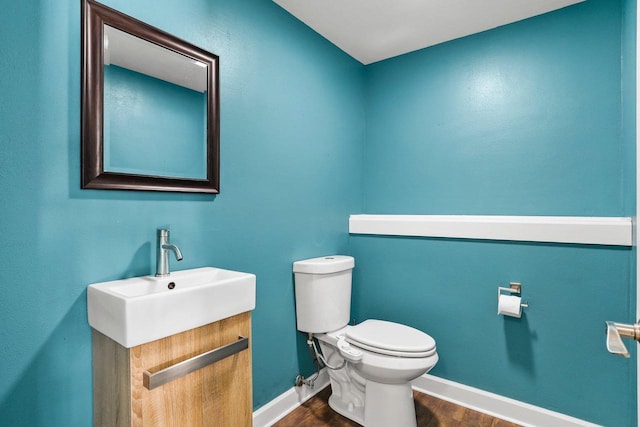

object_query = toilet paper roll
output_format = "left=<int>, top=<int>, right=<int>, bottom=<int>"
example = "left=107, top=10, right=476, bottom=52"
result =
left=498, top=294, right=522, bottom=318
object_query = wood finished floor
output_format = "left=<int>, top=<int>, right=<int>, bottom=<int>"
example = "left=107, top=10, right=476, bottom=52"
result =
left=273, top=386, right=521, bottom=427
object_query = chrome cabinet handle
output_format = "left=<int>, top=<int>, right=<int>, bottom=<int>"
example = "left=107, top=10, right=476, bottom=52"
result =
left=143, top=336, right=249, bottom=390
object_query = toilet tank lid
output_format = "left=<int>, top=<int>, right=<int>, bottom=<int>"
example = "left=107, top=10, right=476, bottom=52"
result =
left=293, top=255, right=355, bottom=274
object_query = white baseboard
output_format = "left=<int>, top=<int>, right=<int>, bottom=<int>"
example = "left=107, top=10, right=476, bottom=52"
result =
left=253, top=371, right=601, bottom=427
left=253, top=369, right=330, bottom=427
left=412, top=374, right=601, bottom=427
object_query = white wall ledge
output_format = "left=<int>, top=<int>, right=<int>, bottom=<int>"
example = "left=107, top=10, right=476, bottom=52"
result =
left=349, top=214, right=633, bottom=246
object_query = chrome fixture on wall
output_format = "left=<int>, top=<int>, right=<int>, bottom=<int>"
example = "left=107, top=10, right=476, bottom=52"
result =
left=605, top=320, right=640, bottom=358
left=497, top=282, right=528, bottom=318
left=156, top=229, right=183, bottom=277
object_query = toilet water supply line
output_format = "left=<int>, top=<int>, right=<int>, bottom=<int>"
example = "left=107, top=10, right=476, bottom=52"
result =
left=295, top=333, right=346, bottom=388
left=310, top=334, right=347, bottom=370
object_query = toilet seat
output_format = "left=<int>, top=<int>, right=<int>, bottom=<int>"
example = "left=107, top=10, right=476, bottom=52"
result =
left=346, top=319, right=436, bottom=358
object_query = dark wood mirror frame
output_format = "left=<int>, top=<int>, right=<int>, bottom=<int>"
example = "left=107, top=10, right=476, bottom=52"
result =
left=81, top=0, right=220, bottom=193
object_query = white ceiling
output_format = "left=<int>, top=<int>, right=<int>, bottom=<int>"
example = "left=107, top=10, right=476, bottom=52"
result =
left=273, top=0, right=585, bottom=65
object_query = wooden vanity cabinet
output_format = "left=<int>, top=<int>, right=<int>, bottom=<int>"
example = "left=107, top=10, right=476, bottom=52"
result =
left=92, top=312, right=252, bottom=427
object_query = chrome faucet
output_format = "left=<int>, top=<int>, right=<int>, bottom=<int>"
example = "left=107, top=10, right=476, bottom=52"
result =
left=155, top=229, right=183, bottom=277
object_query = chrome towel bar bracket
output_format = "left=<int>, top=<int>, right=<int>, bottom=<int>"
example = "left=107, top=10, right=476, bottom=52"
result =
left=143, top=336, right=249, bottom=390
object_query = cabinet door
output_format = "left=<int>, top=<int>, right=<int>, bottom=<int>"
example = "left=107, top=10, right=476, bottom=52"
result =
left=129, top=312, right=252, bottom=427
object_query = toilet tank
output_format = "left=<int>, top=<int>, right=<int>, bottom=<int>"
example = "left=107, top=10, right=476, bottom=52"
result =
left=293, top=255, right=355, bottom=333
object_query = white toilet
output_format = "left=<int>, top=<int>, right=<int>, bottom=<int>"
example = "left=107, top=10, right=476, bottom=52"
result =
left=293, top=255, right=438, bottom=427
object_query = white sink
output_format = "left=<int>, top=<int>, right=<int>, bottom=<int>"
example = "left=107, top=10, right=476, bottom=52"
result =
left=87, top=267, right=256, bottom=348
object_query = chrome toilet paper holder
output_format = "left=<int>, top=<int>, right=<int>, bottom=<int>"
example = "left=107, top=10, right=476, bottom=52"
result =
left=498, top=282, right=529, bottom=309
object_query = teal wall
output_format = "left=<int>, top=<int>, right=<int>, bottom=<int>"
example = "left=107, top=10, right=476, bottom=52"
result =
left=363, top=1, right=624, bottom=216
left=0, top=0, right=636, bottom=425
left=353, top=0, right=637, bottom=425
left=0, top=0, right=363, bottom=425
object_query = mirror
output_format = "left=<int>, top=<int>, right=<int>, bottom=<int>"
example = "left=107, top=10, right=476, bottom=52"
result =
left=82, top=0, right=219, bottom=193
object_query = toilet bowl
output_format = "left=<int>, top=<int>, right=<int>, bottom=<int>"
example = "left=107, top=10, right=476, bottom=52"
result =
left=316, top=321, right=438, bottom=426
left=293, top=256, right=438, bottom=427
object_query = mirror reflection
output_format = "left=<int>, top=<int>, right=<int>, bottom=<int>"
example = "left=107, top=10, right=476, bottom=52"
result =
left=103, top=25, right=208, bottom=179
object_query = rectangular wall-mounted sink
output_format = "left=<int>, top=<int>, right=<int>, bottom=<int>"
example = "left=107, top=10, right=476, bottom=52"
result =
left=88, top=267, right=256, bottom=348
